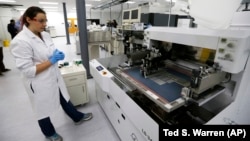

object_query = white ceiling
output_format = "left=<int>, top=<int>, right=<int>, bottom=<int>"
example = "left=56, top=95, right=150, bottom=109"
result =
left=0, top=0, right=167, bottom=12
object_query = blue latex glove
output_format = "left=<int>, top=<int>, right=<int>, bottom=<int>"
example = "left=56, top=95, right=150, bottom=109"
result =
left=56, top=51, right=65, bottom=61
left=49, top=49, right=65, bottom=64
left=49, top=49, right=59, bottom=64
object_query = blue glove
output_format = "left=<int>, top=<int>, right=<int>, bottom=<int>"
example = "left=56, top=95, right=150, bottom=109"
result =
left=56, top=51, right=65, bottom=61
left=49, top=49, right=65, bottom=64
left=49, top=49, right=59, bottom=64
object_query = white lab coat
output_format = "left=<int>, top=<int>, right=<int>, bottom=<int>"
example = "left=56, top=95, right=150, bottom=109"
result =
left=10, top=26, right=70, bottom=120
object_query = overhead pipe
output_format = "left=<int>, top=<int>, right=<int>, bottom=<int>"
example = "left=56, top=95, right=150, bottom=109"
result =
left=92, top=0, right=128, bottom=10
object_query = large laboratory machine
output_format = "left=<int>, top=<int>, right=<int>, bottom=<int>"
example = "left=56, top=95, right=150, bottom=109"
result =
left=90, top=27, right=250, bottom=141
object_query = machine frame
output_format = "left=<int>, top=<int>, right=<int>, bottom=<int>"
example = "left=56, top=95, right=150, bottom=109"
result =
left=90, top=27, right=250, bottom=141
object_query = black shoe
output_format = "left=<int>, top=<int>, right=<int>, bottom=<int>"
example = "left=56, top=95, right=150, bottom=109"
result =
left=2, top=69, right=10, bottom=72
left=0, top=73, right=3, bottom=76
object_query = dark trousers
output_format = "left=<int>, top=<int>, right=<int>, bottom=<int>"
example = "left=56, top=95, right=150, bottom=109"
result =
left=38, top=91, right=83, bottom=137
left=0, top=47, right=6, bottom=72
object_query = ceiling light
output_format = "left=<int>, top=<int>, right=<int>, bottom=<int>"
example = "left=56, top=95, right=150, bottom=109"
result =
left=15, top=8, right=26, bottom=11
left=0, top=0, right=16, bottom=2
left=39, top=2, right=58, bottom=5
left=166, top=0, right=177, bottom=2
left=126, top=1, right=135, bottom=4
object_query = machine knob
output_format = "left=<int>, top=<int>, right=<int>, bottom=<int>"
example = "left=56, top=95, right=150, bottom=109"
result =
left=224, top=53, right=233, bottom=61
left=224, top=53, right=231, bottom=59
left=227, top=43, right=234, bottom=48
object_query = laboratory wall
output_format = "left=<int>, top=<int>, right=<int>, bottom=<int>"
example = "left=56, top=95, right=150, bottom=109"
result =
left=68, top=10, right=122, bottom=26
left=0, top=8, right=121, bottom=39
left=46, top=10, right=121, bottom=36
left=0, top=8, right=21, bottom=41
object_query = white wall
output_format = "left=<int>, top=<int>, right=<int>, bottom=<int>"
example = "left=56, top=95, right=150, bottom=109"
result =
left=0, top=7, right=122, bottom=38
left=0, top=8, right=21, bottom=41
left=68, top=10, right=122, bottom=25
left=46, top=10, right=121, bottom=37
left=46, top=12, right=67, bottom=36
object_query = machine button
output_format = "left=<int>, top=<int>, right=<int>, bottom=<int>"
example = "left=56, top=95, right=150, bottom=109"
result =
left=224, top=53, right=233, bottom=61
left=224, top=53, right=231, bottom=58
left=102, top=71, right=107, bottom=75
left=218, top=48, right=225, bottom=53
left=221, top=38, right=227, bottom=43
left=227, top=43, right=234, bottom=48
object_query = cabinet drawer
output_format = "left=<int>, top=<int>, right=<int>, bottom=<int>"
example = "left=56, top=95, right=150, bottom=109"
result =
left=63, top=75, right=85, bottom=86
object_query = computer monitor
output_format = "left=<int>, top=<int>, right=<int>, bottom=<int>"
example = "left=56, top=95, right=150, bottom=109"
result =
left=122, top=9, right=131, bottom=23
left=130, top=7, right=141, bottom=23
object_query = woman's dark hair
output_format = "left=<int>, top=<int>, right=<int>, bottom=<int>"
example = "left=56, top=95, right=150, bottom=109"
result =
left=22, top=6, right=46, bottom=27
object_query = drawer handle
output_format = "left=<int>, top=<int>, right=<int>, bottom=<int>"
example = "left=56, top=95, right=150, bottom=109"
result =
left=107, top=95, right=110, bottom=99
left=121, top=114, right=125, bottom=120
left=115, top=102, right=120, bottom=108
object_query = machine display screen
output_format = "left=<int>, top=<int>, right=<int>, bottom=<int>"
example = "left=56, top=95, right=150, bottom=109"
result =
left=131, top=9, right=138, bottom=19
left=123, top=11, right=130, bottom=20
left=96, top=66, right=104, bottom=71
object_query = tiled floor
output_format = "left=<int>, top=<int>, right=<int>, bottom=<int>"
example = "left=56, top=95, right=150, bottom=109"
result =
left=0, top=36, right=120, bottom=141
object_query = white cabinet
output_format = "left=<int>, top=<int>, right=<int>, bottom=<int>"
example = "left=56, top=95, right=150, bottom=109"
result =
left=60, top=64, right=89, bottom=106
left=96, top=83, right=146, bottom=141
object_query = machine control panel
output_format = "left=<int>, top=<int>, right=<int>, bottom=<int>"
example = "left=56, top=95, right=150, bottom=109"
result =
left=90, top=59, right=113, bottom=78
left=96, top=66, right=108, bottom=76
left=216, top=37, right=237, bottom=63
left=215, top=36, right=249, bottom=73
left=96, top=66, right=104, bottom=71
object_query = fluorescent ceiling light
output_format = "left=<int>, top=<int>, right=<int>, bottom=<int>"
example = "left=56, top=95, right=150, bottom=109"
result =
left=39, top=1, right=58, bottom=5
left=166, top=0, right=177, bottom=2
left=0, top=0, right=16, bottom=2
left=15, top=8, right=26, bottom=11
left=126, top=1, right=135, bottom=4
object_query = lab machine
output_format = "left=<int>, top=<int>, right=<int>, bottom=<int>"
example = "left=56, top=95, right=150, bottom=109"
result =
left=90, top=27, right=250, bottom=141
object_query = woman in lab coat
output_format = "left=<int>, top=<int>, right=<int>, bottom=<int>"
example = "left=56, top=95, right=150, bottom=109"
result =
left=10, top=6, right=92, bottom=141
